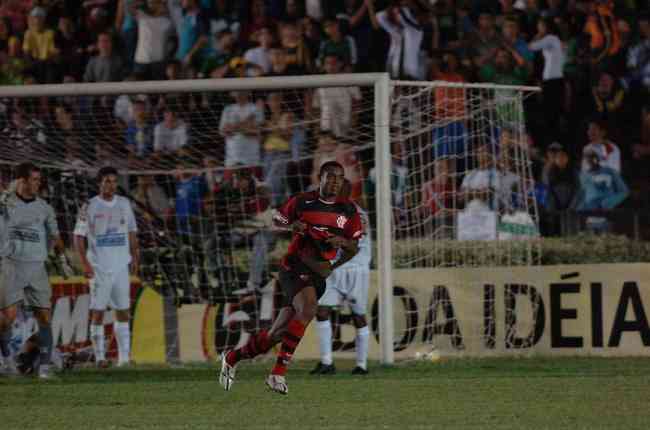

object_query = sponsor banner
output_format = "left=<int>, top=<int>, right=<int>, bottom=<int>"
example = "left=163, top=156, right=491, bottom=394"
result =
left=49, top=276, right=171, bottom=363
left=179, top=288, right=281, bottom=363
left=181, top=264, right=650, bottom=361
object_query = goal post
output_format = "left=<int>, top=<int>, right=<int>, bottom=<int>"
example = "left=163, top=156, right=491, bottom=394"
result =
left=0, top=73, right=397, bottom=364
left=373, top=74, right=394, bottom=365
left=0, top=75, right=541, bottom=366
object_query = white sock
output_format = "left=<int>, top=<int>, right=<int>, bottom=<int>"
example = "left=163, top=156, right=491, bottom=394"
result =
left=355, top=326, right=369, bottom=370
left=114, top=321, right=131, bottom=364
left=316, top=319, right=333, bottom=366
left=90, top=324, right=105, bottom=362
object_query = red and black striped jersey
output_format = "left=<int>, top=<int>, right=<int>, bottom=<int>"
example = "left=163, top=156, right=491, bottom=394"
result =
left=274, top=190, right=363, bottom=265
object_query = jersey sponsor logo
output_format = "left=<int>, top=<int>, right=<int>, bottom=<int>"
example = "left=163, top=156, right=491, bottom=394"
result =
left=336, top=215, right=347, bottom=228
left=105, top=227, right=120, bottom=235
left=96, top=233, right=127, bottom=247
left=10, top=229, right=40, bottom=243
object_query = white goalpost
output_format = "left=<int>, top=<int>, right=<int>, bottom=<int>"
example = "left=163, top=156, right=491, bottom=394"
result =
left=0, top=74, right=540, bottom=365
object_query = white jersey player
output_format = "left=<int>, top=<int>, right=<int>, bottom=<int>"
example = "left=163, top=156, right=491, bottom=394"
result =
left=0, top=162, right=66, bottom=379
left=74, top=166, right=139, bottom=368
left=312, top=180, right=372, bottom=375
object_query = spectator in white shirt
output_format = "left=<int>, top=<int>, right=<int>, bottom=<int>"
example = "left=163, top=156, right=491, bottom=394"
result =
left=311, top=54, right=361, bottom=138
left=131, top=0, right=175, bottom=80
left=375, top=4, right=425, bottom=79
left=461, top=144, right=499, bottom=209
left=219, top=91, right=264, bottom=168
left=529, top=17, right=566, bottom=140
left=153, top=107, right=188, bottom=154
left=581, top=119, right=621, bottom=173
left=244, top=26, right=274, bottom=75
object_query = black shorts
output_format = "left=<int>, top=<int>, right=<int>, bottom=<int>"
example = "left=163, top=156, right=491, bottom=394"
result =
left=278, top=256, right=326, bottom=307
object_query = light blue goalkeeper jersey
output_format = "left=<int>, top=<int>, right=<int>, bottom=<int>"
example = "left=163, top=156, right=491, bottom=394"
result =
left=4, top=194, right=59, bottom=262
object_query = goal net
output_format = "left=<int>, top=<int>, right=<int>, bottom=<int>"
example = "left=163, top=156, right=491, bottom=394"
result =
left=0, top=75, right=539, bottom=366
left=389, top=81, right=541, bottom=360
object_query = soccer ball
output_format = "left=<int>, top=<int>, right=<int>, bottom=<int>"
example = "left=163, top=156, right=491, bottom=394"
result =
left=414, top=349, right=442, bottom=362
left=426, top=350, right=441, bottom=362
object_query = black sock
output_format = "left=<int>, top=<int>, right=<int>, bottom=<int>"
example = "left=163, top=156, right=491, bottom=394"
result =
left=0, top=328, right=11, bottom=359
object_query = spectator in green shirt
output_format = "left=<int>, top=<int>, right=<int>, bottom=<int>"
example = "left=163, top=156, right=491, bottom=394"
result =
left=200, top=29, right=237, bottom=78
left=318, top=18, right=357, bottom=72
left=479, top=48, right=529, bottom=128
left=479, top=48, right=529, bottom=86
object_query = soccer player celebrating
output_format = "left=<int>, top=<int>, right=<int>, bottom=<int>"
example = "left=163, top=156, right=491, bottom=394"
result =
left=311, top=180, right=372, bottom=375
left=220, top=161, right=363, bottom=395
left=0, top=162, right=65, bottom=379
left=74, top=166, right=139, bottom=368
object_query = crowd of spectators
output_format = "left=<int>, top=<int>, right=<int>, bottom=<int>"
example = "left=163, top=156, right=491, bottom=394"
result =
left=0, top=0, right=648, bottom=240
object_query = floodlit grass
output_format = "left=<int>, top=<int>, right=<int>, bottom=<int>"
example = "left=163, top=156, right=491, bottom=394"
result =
left=2, top=358, right=650, bottom=429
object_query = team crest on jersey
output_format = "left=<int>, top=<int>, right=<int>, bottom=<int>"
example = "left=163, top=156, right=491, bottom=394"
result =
left=336, top=215, right=347, bottom=228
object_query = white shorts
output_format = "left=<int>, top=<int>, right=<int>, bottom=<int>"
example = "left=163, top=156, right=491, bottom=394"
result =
left=89, top=266, right=130, bottom=311
left=319, top=266, right=369, bottom=316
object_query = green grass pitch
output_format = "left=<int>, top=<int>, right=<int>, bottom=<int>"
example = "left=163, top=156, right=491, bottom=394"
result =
left=2, top=357, right=650, bottom=429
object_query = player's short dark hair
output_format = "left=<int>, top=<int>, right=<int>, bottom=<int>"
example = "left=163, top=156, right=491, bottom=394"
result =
left=97, top=166, right=118, bottom=182
left=319, top=161, right=344, bottom=176
left=15, top=162, right=40, bottom=180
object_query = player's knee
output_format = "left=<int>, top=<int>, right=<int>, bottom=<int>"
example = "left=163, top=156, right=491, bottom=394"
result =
left=2, top=306, right=18, bottom=326
left=115, top=309, right=130, bottom=322
left=90, top=310, right=104, bottom=324
left=299, top=306, right=317, bottom=322
left=316, top=306, right=330, bottom=321
left=0, top=314, right=12, bottom=331
left=352, top=314, right=367, bottom=329
left=297, top=300, right=317, bottom=322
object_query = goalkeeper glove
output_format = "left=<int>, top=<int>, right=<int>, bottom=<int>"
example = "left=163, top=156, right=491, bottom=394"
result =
left=0, top=190, right=10, bottom=219
left=55, top=253, right=75, bottom=279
